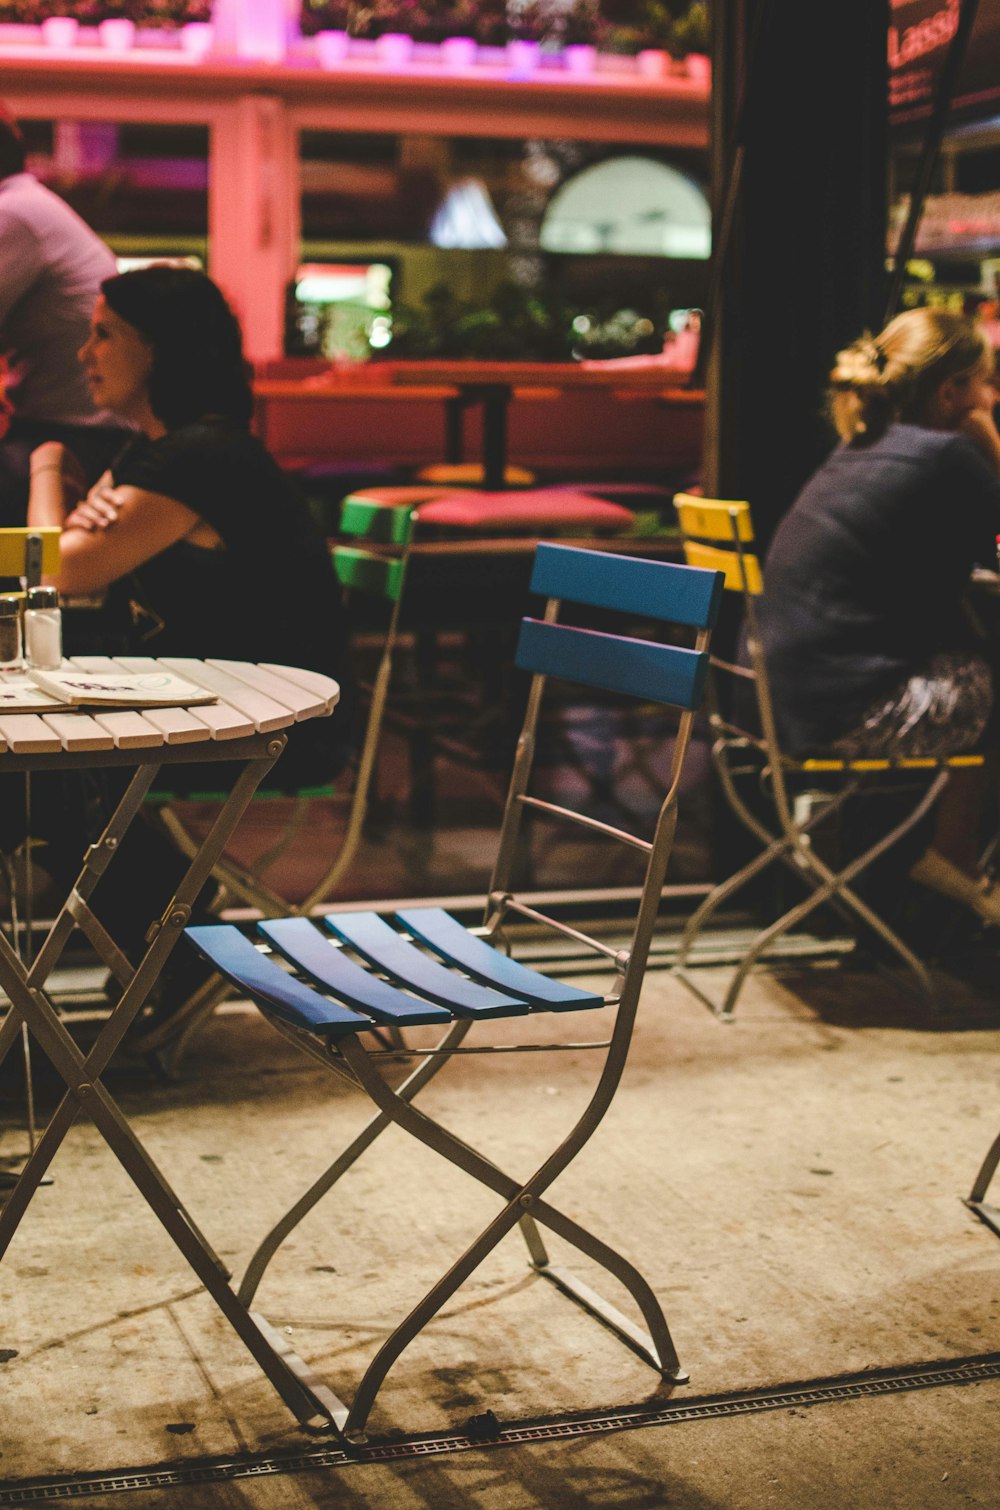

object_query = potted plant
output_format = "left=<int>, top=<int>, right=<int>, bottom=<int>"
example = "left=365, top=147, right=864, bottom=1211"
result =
left=595, top=0, right=645, bottom=62
left=133, top=0, right=213, bottom=23
left=560, top=0, right=598, bottom=73
left=134, top=0, right=213, bottom=51
left=86, top=1, right=138, bottom=50
left=0, top=0, right=98, bottom=43
left=38, top=0, right=86, bottom=47
left=351, top=0, right=433, bottom=62
left=670, top=0, right=709, bottom=81
left=469, top=0, right=506, bottom=49
left=634, top=0, right=675, bottom=76
left=301, top=0, right=355, bottom=64
left=505, top=0, right=551, bottom=77
left=437, top=0, right=479, bottom=65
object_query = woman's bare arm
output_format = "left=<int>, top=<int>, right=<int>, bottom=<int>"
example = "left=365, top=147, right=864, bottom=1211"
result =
left=27, top=441, right=87, bottom=528
left=960, top=407, right=1000, bottom=478
left=55, top=486, right=218, bottom=596
left=27, top=441, right=222, bottom=597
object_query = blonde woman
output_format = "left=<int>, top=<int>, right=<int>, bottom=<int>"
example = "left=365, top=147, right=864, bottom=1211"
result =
left=760, top=307, right=1000, bottom=922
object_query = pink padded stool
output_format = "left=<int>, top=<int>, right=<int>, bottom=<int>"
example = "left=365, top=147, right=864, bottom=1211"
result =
left=414, top=487, right=635, bottom=534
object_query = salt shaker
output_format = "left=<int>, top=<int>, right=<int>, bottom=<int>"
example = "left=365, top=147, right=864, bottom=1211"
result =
left=24, top=586, right=62, bottom=671
left=0, top=596, right=21, bottom=669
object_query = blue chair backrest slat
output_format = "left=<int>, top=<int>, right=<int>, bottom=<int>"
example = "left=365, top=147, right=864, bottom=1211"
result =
left=324, top=912, right=531, bottom=1019
left=396, top=908, right=603, bottom=1012
left=515, top=619, right=708, bottom=710
left=529, top=542, right=722, bottom=630
left=258, top=917, right=452, bottom=1027
left=186, top=925, right=368, bottom=1039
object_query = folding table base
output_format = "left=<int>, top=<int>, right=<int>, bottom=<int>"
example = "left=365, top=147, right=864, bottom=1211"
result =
left=0, top=734, right=349, bottom=1434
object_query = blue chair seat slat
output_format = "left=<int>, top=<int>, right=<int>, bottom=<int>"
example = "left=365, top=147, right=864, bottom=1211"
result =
left=529, top=542, right=723, bottom=630
left=516, top=618, right=707, bottom=711
left=395, top=908, right=603, bottom=1012
left=186, top=925, right=368, bottom=1039
left=323, top=912, right=531, bottom=1019
left=258, top=917, right=452, bottom=1027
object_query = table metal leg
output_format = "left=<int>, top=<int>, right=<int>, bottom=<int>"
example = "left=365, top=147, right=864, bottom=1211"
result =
left=0, top=739, right=340, bottom=1428
left=481, top=385, right=510, bottom=490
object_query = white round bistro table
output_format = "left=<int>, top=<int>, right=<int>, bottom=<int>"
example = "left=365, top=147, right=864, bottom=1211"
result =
left=0, top=656, right=341, bottom=1431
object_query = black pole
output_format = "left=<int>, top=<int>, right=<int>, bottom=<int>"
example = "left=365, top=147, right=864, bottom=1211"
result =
left=704, top=0, right=889, bottom=543
left=884, top=0, right=982, bottom=322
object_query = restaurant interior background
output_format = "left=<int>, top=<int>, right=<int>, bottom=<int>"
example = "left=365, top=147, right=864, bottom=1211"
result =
left=4, top=0, right=1000, bottom=892
left=3, top=0, right=1000, bottom=363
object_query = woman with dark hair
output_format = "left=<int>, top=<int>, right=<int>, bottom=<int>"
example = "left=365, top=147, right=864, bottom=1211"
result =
left=20, top=267, right=351, bottom=1024
left=29, top=265, right=349, bottom=778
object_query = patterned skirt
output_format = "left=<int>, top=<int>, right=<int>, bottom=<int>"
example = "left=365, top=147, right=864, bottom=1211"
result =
left=829, top=652, right=993, bottom=760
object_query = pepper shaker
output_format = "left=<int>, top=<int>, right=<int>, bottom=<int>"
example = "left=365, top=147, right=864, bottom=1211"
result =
left=24, top=586, right=62, bottom=671
left=0, top=596, right=21, bottom=669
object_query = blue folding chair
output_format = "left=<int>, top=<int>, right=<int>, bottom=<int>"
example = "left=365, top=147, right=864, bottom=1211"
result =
left=183, top=542, right=722, bottom=1439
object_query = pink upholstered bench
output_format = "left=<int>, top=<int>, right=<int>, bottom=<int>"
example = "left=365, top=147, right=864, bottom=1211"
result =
left=414, top=487, right=635, bottom=534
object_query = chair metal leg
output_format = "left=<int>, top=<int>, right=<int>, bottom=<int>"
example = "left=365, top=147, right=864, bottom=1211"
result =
left=966, top=1128, right=1000, bottom=1237
left=237, top=1019, right=470, bottom=1306
left=678, top=770, right=949, bottom=1020
left=331, top=1030, right=683, bottom=1440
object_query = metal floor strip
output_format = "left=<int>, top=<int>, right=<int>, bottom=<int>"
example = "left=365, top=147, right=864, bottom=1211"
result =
left=2, top=1351, right=999, bottom=1504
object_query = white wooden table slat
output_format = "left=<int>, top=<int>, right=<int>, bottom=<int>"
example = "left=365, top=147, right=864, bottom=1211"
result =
left=155, top=658, right=294, bottom=732
left=0, top=662, right=337, bottom=753
left=66, top=655, right=123, bottom=672
left=91, top=710, right=167, bottom=749
left=0, top=714, right=64, bottom=754
left=108, top=656, right=170, bottom=674
left=206, top=660, right=330, bottom=720
left=39, top=712, right=116, bottom=752
left=259, top=663, right=340, bottom=704
left=182, top=701, right=258, bottom=740
left=106, top=658, right=219, bottom=742
left=138, top=706, right=213, bottom=744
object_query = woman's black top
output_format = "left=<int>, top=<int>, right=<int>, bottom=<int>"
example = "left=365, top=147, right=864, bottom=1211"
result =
left=759, top=422, right=1000, bottom=756
left=102, top=418, right=351, bottom=786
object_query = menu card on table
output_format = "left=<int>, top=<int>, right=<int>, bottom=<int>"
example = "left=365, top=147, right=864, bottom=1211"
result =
left=0, top=670, right=218, bottom=711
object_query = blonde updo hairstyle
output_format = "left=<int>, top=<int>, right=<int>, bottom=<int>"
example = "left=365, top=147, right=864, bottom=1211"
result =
left=828, top=306, right=991, bottom=444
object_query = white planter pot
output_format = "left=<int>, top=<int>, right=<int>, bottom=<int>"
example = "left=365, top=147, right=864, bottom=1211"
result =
left=98, top=17, right=136, bottom=51
left=315, top=28, right=350, bottom=66
left=562, top=42, right=596, bottom=74
left=41, top=15, right=79, bottom=47
left=506, top=37, right=540, bottom=77
left=375, top=31, right=413, bottom=66
left=180, top=21, right=215, bottom=56
left=636, top=47, right=669, bottom=78
left=439, top=34, right=476, bottom=67
left=683, top=51, right=710, bottom=84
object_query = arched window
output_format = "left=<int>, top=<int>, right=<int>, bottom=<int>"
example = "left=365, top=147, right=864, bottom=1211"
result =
left=540, top=156, right=710, bottom=258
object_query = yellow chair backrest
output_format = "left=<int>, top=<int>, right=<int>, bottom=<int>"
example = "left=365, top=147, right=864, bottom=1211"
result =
left=674, top=494, right=755, bottom=543
left=0, top=527, right=60, bottom=580
left=673, top=494, right=763, bottom=596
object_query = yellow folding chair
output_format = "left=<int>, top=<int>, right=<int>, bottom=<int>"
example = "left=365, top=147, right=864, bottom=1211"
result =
left=0, top=526, right=60, bottom=585
left=671, top=494, right=983, bottom=1021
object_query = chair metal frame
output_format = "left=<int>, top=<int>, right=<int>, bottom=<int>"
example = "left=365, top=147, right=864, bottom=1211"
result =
left=0, top=526, right=60, bottom=584
left=967, top=1128, right=1000, bottom=1240
left=671, top=494, right=982, bottom=1022
left=183, top=541, right=722, bottom=1440
left=0, top=526, right=63, bottom=1160
left=133, top=500, right=418, bottom=1066
left=151, top=497, right=416, bottom=923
